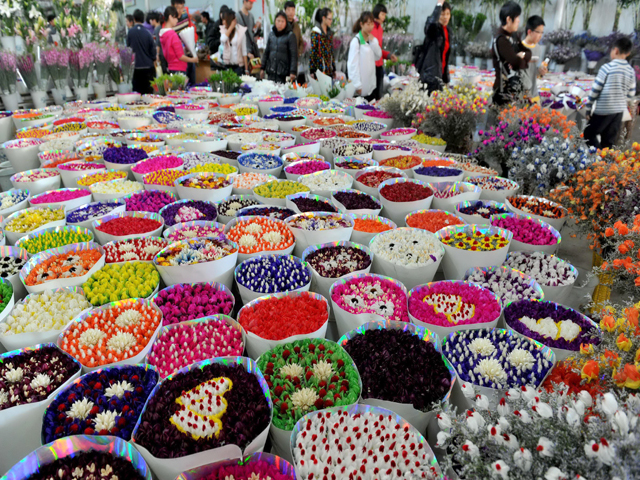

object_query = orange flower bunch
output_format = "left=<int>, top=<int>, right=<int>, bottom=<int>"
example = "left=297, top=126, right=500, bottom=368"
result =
left=598, top=215, right=640, bottom=291
left=549, top=143, right=640, bottom=247
left=498, top=104, right=576, bottom=138
left=544, top=302, right=640, bottom=395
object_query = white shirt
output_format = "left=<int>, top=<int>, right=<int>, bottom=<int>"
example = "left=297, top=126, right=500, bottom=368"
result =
left=348, top=33, right=382, bottom=97
left=221, top=31, right=247, bottom=66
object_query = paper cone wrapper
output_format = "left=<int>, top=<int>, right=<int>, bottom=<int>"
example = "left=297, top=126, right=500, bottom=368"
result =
left=329, top=273, right=408, bottom=338
left=223, top=216, right=295, bottom=263
left=131, top=356, right=272, bottom=480
left=302, top=241, right=374, bottom=309
left=436, top=224, right=513, bottom=279
left=91, top=181, right=144, bottom=201
left=412, top=165, right=464, bottom=184
left=269, top=424, right=298, bottom=463
left=404, top=209, right=465, bottom=234
left=29, top=190, right=92, bottom=213
left=0, top=343, right=82, bottom=474
left=57, top=298, right=162, bottom=373
left=163, top=220, right=225, bottom=240
left=284, top=161, right=331, bottom=182
left=0, top=189, right=30, bottom=217
left=285, top=212, right=354, bottom=257
left=0, top=286, right=89, bottom=352
left=234, top=255, right=312, bottom=305
left=174, top=173, right=234, bottom=202
left=4, top=205, right=67, bottom=245
left=253, top=189, right=288, bottom=207
left=178, top=27, right=196, bottom=55
left=11, top=170, right=61, bottom=195
left=66, top=200, right=126, bottom=236
left=353, top=166, right=407, bottom=199
left=490, top=212, right=561, bottom=255
left=59, top=164, right=104, bottom=188
left=505, top=195, right=567, bottom=231
left=289, top=403, right=442, bottom=480
left=237, top=291, right=330, bottom=359
left=539, top=276, right=577, bottom=304
left=442, top=328, right=556, bottom=410
left=337, top=318, right=456, bottom=434
left=347, top=214, right=397, bottom=247
left=237, top=163, right=283, bottom=178
left=175, top=452, right=295, bottom=480
left=476, top=178, right=519, bottom=203
left=372, top=148, right=412, bottom=163
left=369, top=227, right=444, bottom=290
left=17, top=225, right=94, bottom=258
left=430, top=181, right=481, bottom=213
left=154, top=238, right=238, bottom=289
left=378, top=178, right=434, bottom=226
left=281, top=141, right=321, bottom=156
left=331, top=189, right=382, bottom=217
left=20, top=242, right=105, bottom=295
left=455, top=200, right=507, bottom=226
left=5, top=145, right=44, bottom=174
left=93, top=211, right=164, bottom=245
left=103, top=159, right=138, bottom=180
left=4, top=435, right=152, bottom=480
left=213, top=195, right=254, bottom=224
left=145, top=315, right=245, bottom=378
left=333, top=157, right=378, bottom=178
left=297, top=170, right=353, bottom=199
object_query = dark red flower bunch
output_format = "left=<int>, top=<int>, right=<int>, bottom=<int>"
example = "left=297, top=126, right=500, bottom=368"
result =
left=380, top=182, right=433, bottom=202
left=42, top=365, right=158, bottom=442
left=239, top=293, right=328, bottom=340
left=343, top=328, right=451, bottom=411
left=96, top=217, right=162, bottom=236
left=22, top=451, right=146, bottom=480
left=134, top=362, right=271, bottom=458
left=0, top=345, right=79, bottom=412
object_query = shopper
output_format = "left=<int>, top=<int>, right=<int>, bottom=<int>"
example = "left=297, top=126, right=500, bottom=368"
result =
left=310, top=7, right=335, bottom=79
left=583, top=37, right=637, bottom=149
left=160, top=6, right=199, bottom=75
left=148, top=12, right=168, bottom=74
left=171, top=0, right=197, bottom=85
left=220, top=9, right=250, bottom=76
left=207, top=5, right=229, bottom=58
left=47, top=14, right=56, bottom=44
left=371, top=4, right=397, bottom=100
left=260, top=11, right=297, bottom=83
left=348, top=11, right=382, bottom=100
left=492, top=1, right=530, bottom=106
left=520, top=15, right=547, bottom=98
left=284, top=1, right=304, bottom=58
left=202, top=12, right=214, bottom=46
left=127, top=9, right=157, bottom=95
left=126, top=14, right=134, bottom=30
left=416, top=1, right=452, bottom=94
left=236, top=0, right=261, bottom=60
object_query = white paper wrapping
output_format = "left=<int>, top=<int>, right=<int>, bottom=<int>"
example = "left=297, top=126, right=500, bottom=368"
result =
left=285, top=212, right=354, bottom=257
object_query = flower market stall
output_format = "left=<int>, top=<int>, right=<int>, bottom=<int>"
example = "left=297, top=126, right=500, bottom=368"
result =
left=0, top=1, right=639, bottom=476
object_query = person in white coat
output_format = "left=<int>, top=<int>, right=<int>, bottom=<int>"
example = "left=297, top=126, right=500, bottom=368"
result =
left=347, top=11, right=382, bottom=100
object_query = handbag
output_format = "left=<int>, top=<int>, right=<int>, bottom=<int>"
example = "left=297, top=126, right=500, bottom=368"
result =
left=492, top=35, right=524, bottom=104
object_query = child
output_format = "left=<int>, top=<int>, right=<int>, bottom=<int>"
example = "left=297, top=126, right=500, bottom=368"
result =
left=583, top=37, right=636, bottom=149
left=347, top=11, right=382, bottom=100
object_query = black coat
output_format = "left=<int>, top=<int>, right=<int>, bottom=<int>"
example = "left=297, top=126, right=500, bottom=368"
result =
left=207, top=19, right=223, bottom=55
left=261, top=26, right=297, bottom=78
left=416, top=5, right=451, bottom=86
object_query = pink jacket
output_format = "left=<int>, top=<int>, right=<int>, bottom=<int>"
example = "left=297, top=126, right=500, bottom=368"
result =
left=159, top=28, right=187, bottom=72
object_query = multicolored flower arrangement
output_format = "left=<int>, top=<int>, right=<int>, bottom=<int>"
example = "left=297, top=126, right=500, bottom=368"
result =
left=155, top=238, right=237, bottom=267
left=226, top=217, right=295, bottom=255
left=42, top=365, right=158, bottom=442
left=24, top=247, right=103, bottom=287
left=133, top=360, right=271, bottom=458
left=258, top=339, right=361, bottom=430
left=160, top=200, right=218, bottom=226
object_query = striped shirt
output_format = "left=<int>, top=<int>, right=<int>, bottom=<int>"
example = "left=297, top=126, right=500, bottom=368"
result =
left=586, top=59, right=636, bottom=115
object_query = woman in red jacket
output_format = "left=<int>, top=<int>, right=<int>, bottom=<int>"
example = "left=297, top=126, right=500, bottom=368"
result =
left=160, top=6, right=198, bottom=74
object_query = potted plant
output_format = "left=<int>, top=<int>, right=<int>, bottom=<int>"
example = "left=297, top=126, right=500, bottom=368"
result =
left=208, top=69, right=242, bottom=93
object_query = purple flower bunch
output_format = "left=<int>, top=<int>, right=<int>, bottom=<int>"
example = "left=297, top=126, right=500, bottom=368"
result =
left=133, top=361, right=271, bottom=458
left=153, top=282, right=234, bottom=325
left=103, top=146, right=148, bottom=165
left=119, top=47, right=135, bottom=83
left=238, top=205, right=295, bottom=221
left=69, top=48, right=93, bottom=88
left=291, top=195, right=338, bottom=213
left=0, top=51, right=18, bottom=93
left=332, top=190, right=381, bottom=211
left=42, top=365, right=159, bottom=443
left=503, top=300, right=598, bottom=351
left=125, top=190, right=176, bottom=213
left=21, top=451, right=146, bottom=480
left=160, top=200, right=218, bottom=226
left=342, top=328, right=451, bottom=411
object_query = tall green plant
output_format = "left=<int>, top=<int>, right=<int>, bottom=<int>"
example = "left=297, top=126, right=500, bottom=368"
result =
left=581, top=0, right=599, bottom=30
left=613, top=0, right=635, bottom=31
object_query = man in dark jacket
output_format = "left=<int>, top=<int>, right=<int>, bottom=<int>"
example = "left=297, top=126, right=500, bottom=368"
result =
left=127, top=9, right=156, bottom=94
left=416, top=1, right=452, bottom=93
left=207, top=5, right=229, bottom=59
left=260, top=11, right=297, bottom=83
left=202, top=12, right=214, bottom=43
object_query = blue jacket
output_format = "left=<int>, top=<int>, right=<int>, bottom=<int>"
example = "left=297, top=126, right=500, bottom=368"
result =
left=127, top=24, right=156, bottom=69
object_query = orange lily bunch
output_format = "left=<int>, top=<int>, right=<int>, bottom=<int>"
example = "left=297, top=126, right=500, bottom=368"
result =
left=498, top=104, right=576, bottom=139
